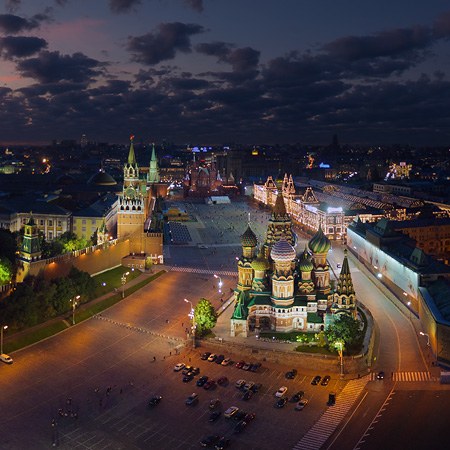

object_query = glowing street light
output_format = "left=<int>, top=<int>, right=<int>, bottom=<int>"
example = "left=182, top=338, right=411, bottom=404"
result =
left=1, top=325, right=8, bottom=354
left=184, top=298, right=196, bottom=348
left=70, top=295, right=81, bottom=325
left=335, top=341, right=344, bottom=378
left=420, top=331, right=430, bottom=346
left=121, top=271, right=130, bottom=299
left=214, top=274, right=223, bottom=293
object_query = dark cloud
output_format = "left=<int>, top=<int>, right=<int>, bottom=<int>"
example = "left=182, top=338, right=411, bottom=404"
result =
left=127, top=22, right=205, bottom=65
left=109, top=0, right=142, bottom=14
left=433, top=11, right=450, bottom=38
left=196, top=41, right=233, bottom=59
left=0, top=14, right=39, bottom=34
left=0, top=36, right=47, bottom=59
left=183, top=0, right=204, bottom=13
left=16, top=50, right=104, bottom=83
left=323, top=26, right=433, bottom=61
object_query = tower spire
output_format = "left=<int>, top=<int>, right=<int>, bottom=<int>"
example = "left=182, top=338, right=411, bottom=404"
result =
left=128, top=135, right=136, bottom=165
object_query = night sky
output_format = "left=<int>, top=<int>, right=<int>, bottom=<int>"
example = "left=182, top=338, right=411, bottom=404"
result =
left=1, top=0, right=450, bottom=145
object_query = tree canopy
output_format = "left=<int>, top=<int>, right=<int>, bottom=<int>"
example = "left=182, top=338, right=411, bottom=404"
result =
left=194, top=298, right=217, bottom=336
left=325, top=314, right=363, bottom=352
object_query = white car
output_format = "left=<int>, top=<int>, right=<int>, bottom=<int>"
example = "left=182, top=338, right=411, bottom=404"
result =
left=0, top=354, right=13, bottom=364
left=173, top=363, right=185, bottom=372
left=207, top=353, right=217, bottom=362
left=275, top=386, right=288, bottom=397
left=221, top=357, right=231, bottom=366
left=224, top=406, right=239, bottom=418
left=295, top=399, right=309, bottom=410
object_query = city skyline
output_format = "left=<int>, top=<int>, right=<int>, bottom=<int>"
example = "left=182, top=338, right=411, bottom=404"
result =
left=1, top=1, right=450, bottom=145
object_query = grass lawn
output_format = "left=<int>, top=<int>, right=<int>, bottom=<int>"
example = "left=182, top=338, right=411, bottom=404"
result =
left=259, top=331, right=318, bottom=342
left=92, top=266, right=142, bottom=297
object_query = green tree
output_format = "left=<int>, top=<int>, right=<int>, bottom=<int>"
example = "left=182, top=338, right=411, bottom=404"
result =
left=0, top=256, right=13, bottom=284
left=325, top=314, right=362, bottom=352
left=194, top=298, right=217, bottom=336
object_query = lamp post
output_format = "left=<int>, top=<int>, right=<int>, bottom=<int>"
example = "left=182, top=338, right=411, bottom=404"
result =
left=1, top=325, right=8, bottom=354
left=70, top=295, right=81, bottom=325
left=336, top=341, right=344, bottom=378
left=121, top=271, right=130, bottom=299
left=184, top=298, right=196, bottom=348
left=214, top=274, right=223, bottom=293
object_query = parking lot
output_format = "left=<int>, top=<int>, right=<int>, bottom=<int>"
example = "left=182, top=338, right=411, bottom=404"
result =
left=56, top=348, right=344, bottom=449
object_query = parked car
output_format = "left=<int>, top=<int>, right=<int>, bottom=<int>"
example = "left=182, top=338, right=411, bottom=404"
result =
left=295, top=399, right=309, bottom=410
left=190, top=367, right=200, bottom=375
left=185, top=393, right=198, bottom=405
left=183, top=373, right=194, bottom=382
left=204, top=380, right=216, bottom=390
left=311, top=375, right=321, bottom=385
left=173, top=363, right=185, bottom=372
left=275, top=397, right=288, bottom=408
left=208, top=354, right=217, bottom=362
left=285, top=369, right=297, bottom=379
left=217, top=376, right=229, bottom=386
left=290, top=391, right=304, bottom=402
left=244, top=412, right=256, bottom=422
left=148, top=395, right=162, bottom=407
left=215, top=437, right=230, bottom=450
left=215, top=355, right=225, bottom=365
left=242, top=362, right=251, bottom=371
left=235, top=360, right=245, bottom=369
left=249, top=363, right=261, bottom=372
left=321, top=375, right=331, bottom=386
left=0, top=354, right=13, bottom=365
left=197, top=376, right=209, bottom=387
left=209, top=398, right=221, bottom=410
left=234, top=420, right=248, bottom=433
left=224, top=406, right=239, bottom=418
left=200, top=435, right=220, bottom=447
left=201, top=352, right=211, bottom=360
left=182, top=366, right=193, bottom=375
left=221, top=357, right=232, bottom=366
left=233, top=410, right=247, bottom=422
left=235, top=379, right=246, bottom=389
left=243, top=381, right=255, bottom=391
left=242, top=390, right=253, bottom=401
left=209, top=411, right=221, bottom=422
left=250, top=383, right=262, bottom=393
left=275, top=386, right=288, bottom=397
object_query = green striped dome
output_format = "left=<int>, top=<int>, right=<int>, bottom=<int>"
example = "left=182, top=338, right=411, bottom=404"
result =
left=308, top=226, right=331, bottom=254
left=298, top=248, right=313, bottom=272
left=241, top=225, right=257, bottom=247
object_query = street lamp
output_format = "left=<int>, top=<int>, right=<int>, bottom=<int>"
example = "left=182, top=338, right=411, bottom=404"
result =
left=214, top=274, right=223, bottom=293
left=184, top=298, right=196, bottom=348
left=1, top=325, right=8, bottom=354
left=407, top=301, right=412, bottom=320
left=336, top=341, right=344, bottom=378
left=70, top=295, right=81, bottom=325
left=121, top=271, right=130, bottom=299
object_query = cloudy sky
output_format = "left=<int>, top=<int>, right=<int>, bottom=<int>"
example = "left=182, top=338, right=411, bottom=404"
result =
left=1, top=0, right=450, bottom=145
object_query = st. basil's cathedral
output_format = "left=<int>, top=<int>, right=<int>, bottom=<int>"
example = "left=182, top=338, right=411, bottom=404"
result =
left=230, top=193, right=357, bottom=337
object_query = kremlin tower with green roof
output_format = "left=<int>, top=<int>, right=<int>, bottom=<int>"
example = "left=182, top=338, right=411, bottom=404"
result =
left=230, top=202, right=357, bottom=337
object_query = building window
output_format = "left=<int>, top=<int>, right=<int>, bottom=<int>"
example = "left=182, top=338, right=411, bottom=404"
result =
left=40, top=219, right=44, bottom=226
left=82, top=219, right=86, bottom=225
left=57, top=220, right=62, bottom=227
left=48, top=220, right=53, bottom=227
left=91, top=219, right=96, bottom=225
left=48, top=231, right=53, bottom=239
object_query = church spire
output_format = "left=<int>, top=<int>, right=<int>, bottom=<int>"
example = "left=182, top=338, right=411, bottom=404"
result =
left=147, top=142, right=160, bottom=183
left=128, top=135, right=136, bottom=165
left=336, top=249, right=355, bottom=296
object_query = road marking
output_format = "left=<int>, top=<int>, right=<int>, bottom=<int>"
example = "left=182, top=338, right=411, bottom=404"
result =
left=370, top=371, right=432, bottom=382
left=293, top=376, right=369, bottom=450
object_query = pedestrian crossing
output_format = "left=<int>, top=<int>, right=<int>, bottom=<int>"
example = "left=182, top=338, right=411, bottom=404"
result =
left=292, top=376, right=369, bottom=450
left=169, top=266, right=237, bottom=276
left=369, top=371, right=433, bottom=382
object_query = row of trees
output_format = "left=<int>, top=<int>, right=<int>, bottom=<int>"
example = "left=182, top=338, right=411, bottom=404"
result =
left=0, top=267, right=96, bottom=330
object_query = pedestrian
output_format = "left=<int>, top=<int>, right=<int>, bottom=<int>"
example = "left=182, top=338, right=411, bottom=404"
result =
left=169, top=351, right=172, bottom=356
left=153, top=356, right=156, bottom=362
left=163, top=355, right=165, bottom=360
left=182, top=322, right=184, bottom=327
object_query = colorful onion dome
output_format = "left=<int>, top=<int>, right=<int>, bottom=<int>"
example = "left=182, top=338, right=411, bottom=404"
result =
left=308, top=226, right=331, bottom=254
left=298, top=248, right=313, bottom=272
left=271, top=238, right=296, bottom=262
left=251, top=251, right=270, bottom=271
left=241, top=225, right=257, bottom=247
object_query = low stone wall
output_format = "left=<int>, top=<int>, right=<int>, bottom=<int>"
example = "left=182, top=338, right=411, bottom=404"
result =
left=199, top=339, right=369, bottom=376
